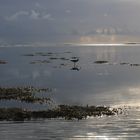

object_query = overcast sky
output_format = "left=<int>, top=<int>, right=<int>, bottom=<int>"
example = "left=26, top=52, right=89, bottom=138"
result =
left=0, top=0, right=140, bottom=44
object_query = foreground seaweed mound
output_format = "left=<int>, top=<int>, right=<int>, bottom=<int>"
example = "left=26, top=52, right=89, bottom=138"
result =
left=0, top=105, right=118, bottom=121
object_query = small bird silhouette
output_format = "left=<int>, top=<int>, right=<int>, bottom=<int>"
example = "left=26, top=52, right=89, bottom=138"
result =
left=70, top=57, right=79, bottom=63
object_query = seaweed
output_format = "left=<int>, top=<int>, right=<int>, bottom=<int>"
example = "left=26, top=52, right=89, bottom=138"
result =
left=120, top=62, right=130, bottom=65
left=30, top=60, right=50, bottom=64
left=130, top=64, right=140, bottom=66
left=23, top=54, right=35, bottom=56
left=0, top=87, right=52, bottom=104
left=94, top=61, right=108, bottom=64
left=0, top=60, right=7, bottom=64
left=49, top=57, right=59, bottom=60
left=0, top=105, right=118, bottom=121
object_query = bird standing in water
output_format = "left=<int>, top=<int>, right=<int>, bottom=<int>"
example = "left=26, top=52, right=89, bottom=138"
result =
left=70, top=57, right=80, bottom=71
left=70, top=57, right=79, bottom=67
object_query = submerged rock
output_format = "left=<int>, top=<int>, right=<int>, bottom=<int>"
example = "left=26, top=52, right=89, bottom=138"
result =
left=94, top=61, right=108, bottom=64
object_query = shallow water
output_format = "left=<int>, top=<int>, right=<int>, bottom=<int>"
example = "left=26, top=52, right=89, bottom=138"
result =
left=0, top=107, right=140, bottom=139
left=0, top=45, right=140, bottom=139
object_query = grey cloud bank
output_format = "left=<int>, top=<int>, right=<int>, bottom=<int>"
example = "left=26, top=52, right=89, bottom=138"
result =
left=0, top=0, right=140, bottom=45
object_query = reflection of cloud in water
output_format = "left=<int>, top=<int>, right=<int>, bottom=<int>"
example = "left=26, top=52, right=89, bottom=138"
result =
left=8, top=68, right=29, bottom=79
left=77, top=46, right=117, bottom=61
left=79, top=86, right=140, bottom=107
left=97, top=71, right=110, bottom=76
left=32, top=71, right=40, bottom=79
left=7, top=68, right=52, bottom=83
left=32, top=70, right=52, bottom=80
left=43, top=70, right=52, bottom=77
left=95, top=46, right=117, bottom=61
left=108, top=87, right=140, bottom=107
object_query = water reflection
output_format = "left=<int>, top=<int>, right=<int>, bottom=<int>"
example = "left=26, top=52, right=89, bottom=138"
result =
left=71, top=67, right=81, bottom=71
left=95, top=46, right=117, bottom=62
left=73, top=133, right=115, bottom=140
left=1, top=46, right=140, bottom=108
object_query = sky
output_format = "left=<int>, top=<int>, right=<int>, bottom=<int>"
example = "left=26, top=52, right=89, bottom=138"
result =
left=0, top=0, right=140, bottom=45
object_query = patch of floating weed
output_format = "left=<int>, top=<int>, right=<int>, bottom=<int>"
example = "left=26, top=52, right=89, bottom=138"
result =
left=0, top=105, right=119, bottom=121
left=60, top=57, right=69, bottom=61
left=94, top=61, right=108, bottom=64
left=23, top=54, right=35, bottom=56
left=30, top=60, right=51, bottom=64
left=49, top=57, right=59, bottom=60
left=120, top=62, right=130, bottom=65
left=130, top=64, right=140, bottom=66
left=0, top=60, right=7, bottom=64
left=0, top=86, right=52, bottom=104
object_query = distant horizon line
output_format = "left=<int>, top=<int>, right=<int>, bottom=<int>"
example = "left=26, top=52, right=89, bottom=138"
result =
left=1, top=42, right=140, bottom=47
left=64, top=42, right=140, bottom=46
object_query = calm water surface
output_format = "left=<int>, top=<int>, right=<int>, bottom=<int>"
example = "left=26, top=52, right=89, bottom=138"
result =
left=0, top=45, right=140, bottom=139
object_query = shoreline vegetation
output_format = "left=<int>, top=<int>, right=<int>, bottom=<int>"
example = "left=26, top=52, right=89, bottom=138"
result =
left=0, top=86, right=119, bottom=121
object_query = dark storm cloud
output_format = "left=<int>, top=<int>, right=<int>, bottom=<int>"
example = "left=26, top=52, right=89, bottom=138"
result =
left=0, top=0, right=140, bottom=44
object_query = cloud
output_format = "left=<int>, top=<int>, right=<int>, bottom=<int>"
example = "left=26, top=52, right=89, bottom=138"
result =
left=30, top=10, right=53, bottom=20
left=42, top=14, right=52, bottom=20
left=66, top=10, right=71, bottom=14
left=35, top=2, right=41, bottom=8
left=5, top=11, right=29, bottom=21
left=2, top=0, right=140, bottom=44
left=5, top=10, right=53, bottom=21
left=30, top=10, right=40, bottom=19
left=32, top=71, right=40, bottom=80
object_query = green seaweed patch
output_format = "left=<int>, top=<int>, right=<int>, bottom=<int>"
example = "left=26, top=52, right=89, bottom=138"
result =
left=60, top=63, right=67, bottom=66
left=130, top=63, right=140, bottom=66
left=0, top=87, right=52, bottom=104
left=60, top=57, right=69, bottom=61
left=23, top=54, right=35, bottom=56
left=30, top=60, right=51, bottom=64
left=120, top=62, right=140, bottom=67
left=35, top=52, right=53, bottom=56
left=120, top=62, right=130, bottom=65
left=0, top=60, right=7, bottom=64
left=94, top=61, right=108, bottom=64
left=49, top=57, right=59, bottom=60
left=0, top=105, right=119, bottom=121
left=24, top=52, right=65, bottom=57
